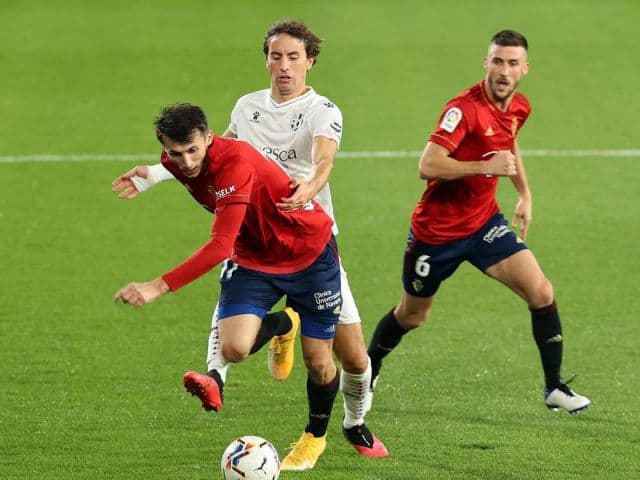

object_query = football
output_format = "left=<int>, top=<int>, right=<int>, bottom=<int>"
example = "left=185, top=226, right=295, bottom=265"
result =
left=221, top=436, right=280, bottom=480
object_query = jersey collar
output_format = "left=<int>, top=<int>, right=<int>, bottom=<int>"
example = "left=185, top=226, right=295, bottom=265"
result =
left=268, top=87, right=315, bottom=109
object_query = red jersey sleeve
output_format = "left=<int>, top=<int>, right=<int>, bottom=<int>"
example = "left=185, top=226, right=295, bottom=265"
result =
left=428, top=98, right=477, bottom=153
left=161, top=202, right=248, bottom=291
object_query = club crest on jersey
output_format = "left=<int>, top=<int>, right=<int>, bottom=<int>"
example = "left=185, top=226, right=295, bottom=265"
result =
left=250, top=111, right=261, bottom=123
left=440, top=107, right=462, bottom=133
left=209, top=185, right=236, bottom=199
left=290, top=113, right=304, bottom=131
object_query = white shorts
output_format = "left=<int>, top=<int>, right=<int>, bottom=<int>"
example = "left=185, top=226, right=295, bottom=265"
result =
left=337, top=259, right=361, bottom=325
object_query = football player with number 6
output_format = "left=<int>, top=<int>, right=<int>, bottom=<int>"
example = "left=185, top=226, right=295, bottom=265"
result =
left=367, top=29, right=591, bottom=416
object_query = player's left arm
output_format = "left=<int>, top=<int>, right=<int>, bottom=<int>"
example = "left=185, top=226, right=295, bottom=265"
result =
left=509, top=139, right=532, bottom=240
left=113, top=202, right=247, bottom=307
left=276, top=135, right=337, bottom=211
left=114, top=162, right=254, bottom=308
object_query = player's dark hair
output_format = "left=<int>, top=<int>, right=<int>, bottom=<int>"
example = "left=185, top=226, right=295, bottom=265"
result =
left=263, top=20, right=323, bottom=65
left=154, top=103, right=208, bottom=144
left=490, top=29, right=528, bottom=51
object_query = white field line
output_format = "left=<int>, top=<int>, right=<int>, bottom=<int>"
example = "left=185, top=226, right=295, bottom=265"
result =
left=0, top=149, right=639, bottom=163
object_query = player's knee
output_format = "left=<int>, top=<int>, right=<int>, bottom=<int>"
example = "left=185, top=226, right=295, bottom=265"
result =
left=303, top=353, right=334, bottom=381
left=338, top=348, right=369, bottom=374
left=221, top=343, right=250, bottom=363
left=529, top=278, right=554, bottom=309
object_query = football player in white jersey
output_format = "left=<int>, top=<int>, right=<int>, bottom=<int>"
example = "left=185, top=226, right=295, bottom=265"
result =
left=112, top=20, right=388, bottom=469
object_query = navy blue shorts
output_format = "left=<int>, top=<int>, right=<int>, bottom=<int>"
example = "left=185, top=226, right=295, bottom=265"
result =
left=402, top=213, right=528, bottom=297
left=217, top=238, right=342, bottom=340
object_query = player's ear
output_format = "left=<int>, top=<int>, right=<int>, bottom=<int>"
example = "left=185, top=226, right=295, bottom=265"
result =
left=206, top=130, right=214, bottom=146
left=522, top=60, right=529, bottom=76
left=482, top=56, right=488, bottom=72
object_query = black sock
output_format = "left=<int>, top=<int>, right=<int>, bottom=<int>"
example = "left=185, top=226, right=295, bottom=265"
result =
left=249, top=311, right=293, bottom=354
left=343, top=423, right=374, bottom=448
left=531, top=300, right=563, bottom=390
left=206, top=369, right=225, bottom=399
left=367, top=307, right=408, bottom=382
left=305, top=372, right=339, bottom=437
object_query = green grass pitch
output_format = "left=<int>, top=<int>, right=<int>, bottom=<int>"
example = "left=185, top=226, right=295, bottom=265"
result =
left=1, top=1, right=639, bottom=479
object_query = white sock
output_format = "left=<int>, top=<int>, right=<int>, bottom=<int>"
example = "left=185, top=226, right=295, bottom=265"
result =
left=206, top=306, right=229, bottom=383
left=341, top=357, right=371, bottom=429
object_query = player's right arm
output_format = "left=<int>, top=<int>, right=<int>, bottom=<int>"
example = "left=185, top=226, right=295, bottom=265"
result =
left=111, top=127, right=237, bottom=199
left=111, top=163, right=176, bottom=199
left=421, top=98, right=518, bottom=181
left=419, top=142, right=517, bottom=181
left=221, top=128, right=237, bottom=139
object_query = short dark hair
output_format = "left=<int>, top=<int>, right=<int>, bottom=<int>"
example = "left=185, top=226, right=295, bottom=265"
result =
left=263, top=20, right=323, bottom=63
left=154, top=103, right=208, bottom=144
left=490, top=29, right=528, bottom=51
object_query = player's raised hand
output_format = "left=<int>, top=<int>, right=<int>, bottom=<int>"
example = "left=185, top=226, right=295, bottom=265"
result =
left=276, top=178, right=314, bottom=211
left=512, top=195, right=532, bottom=240
left=486, top=150, right=517, bottom=176
left=111, top=165, right=149, bottom=199
left=114, top=277, right=170, bottom=307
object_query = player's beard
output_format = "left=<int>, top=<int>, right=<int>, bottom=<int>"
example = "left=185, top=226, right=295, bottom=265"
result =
left=489, top=75, right=517, bottom=102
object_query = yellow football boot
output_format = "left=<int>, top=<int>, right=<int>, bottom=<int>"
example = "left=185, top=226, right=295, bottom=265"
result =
left=267, top=307, right=300, bottom=381
left=280, top=432, right=327, bottom=471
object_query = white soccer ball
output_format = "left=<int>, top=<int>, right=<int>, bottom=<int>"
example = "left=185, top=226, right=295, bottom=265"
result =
left=220, top=435, right=280, bottom=480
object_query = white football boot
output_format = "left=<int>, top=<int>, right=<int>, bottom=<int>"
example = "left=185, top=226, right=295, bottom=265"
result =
left=545, top=382, right=591, bottom=414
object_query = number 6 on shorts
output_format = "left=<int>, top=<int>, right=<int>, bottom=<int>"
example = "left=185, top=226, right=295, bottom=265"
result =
left=415, top=255, right=431, bottom=277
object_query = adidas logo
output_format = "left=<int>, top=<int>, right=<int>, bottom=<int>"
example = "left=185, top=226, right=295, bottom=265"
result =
left=546, top=334, right=563, bottom=343
left=484, top=126, right=494, bottom=136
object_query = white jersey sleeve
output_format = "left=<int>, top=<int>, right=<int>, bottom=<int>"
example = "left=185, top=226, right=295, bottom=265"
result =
left=308, top=101, right=343, bottom=147
left=227, top=98, right=241, bottom=136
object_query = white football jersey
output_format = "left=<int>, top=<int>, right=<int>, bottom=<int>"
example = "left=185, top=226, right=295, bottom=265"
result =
left=228, top=87, right=343, bottom=234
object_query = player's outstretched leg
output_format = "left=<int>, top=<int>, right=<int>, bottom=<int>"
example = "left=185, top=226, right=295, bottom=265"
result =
left=340, top=357, right=388, bottom=457
left=267, top=307, right=300, bottom=381
left=187, top=306, right=295, bottom=411
left=183, top=370, right=224, bottom=412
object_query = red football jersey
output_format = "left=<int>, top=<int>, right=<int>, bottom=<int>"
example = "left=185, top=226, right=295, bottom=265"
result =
left=411, top=81, right=531, bottom=244
left=160, top=136, right=333, bottom=289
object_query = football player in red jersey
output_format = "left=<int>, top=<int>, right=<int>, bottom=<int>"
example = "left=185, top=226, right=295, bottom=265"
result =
left=367, top=30, right=590, bottom=414
left=112, top=20, right=388, bottom=465
left=114, top=104, right=343, bottom=468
